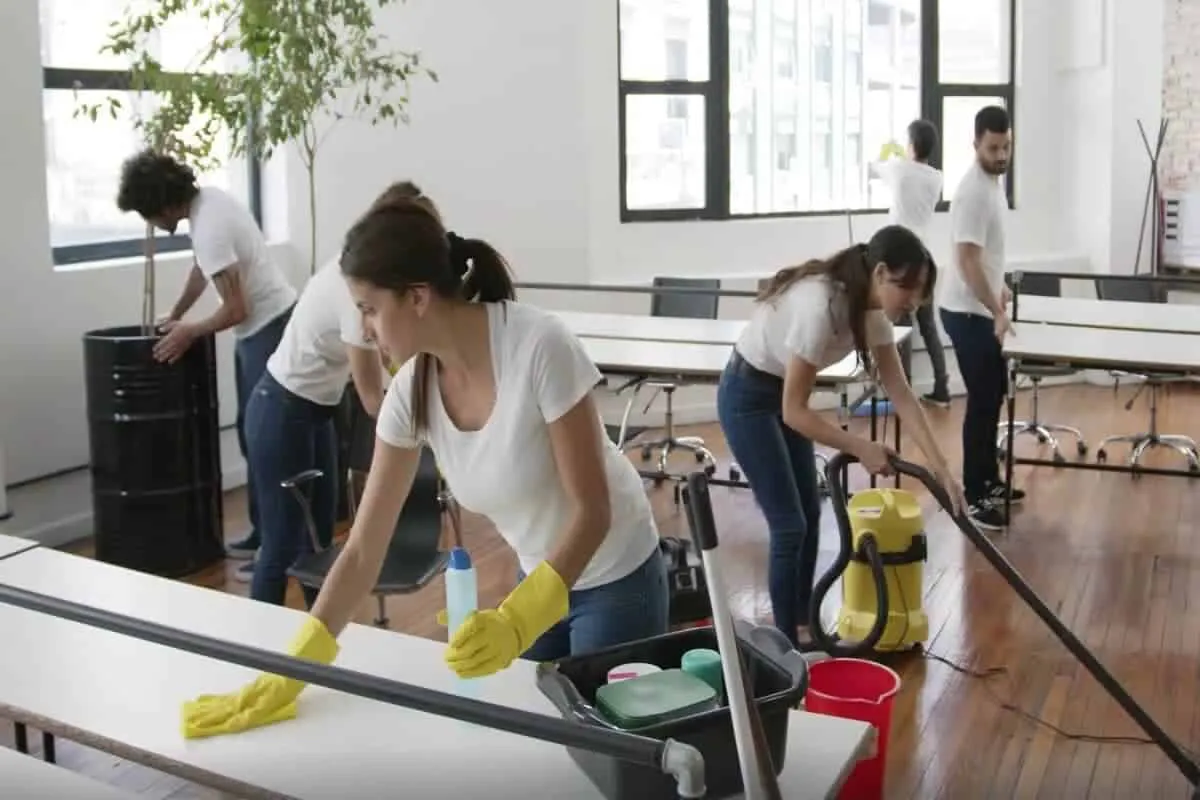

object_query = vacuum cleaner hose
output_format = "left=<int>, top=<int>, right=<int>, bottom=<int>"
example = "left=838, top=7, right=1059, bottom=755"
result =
left=809, top=451, right=890, bottom=656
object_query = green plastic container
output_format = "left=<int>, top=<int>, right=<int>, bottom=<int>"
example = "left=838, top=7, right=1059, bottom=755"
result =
left=595, top=668, right=719, bottom=730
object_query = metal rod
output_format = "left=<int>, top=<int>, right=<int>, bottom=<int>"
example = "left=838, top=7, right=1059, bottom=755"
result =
left=884, top=454, right=1200, bottom=787
left=516, top=281, right=759, bottom=298
left=0, top=584, right=670, bottom=771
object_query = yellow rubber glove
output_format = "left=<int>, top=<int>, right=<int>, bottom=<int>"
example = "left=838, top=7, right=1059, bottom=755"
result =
left=878, top=140, right=905, bottom=161
left=181, top=616, right=340, bottom=740
left=444, top=561, right=569, bottom=678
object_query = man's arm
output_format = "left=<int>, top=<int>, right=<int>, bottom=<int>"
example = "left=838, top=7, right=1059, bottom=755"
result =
left=347, top=345, right=386, bottom=418
left=190, top=267, right=249, bottom=337
left=168, top=264, right=208, bottom=322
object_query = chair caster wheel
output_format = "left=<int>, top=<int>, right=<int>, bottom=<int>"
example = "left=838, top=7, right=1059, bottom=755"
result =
left=703, top=463, right=716, bottom=476
left=1037, top=433, right=1049, bottom=444
left=641, top=447, right=652, bottom=462
left=1076, top=441, right=1088, bottom=456
left=1052, top=452, right=1066, bottom=464
left=1096, top=449, right=1107, bottom=463
left=695, top=451, right=706, bottom=463
left=729, top=467, right=741, bottom=481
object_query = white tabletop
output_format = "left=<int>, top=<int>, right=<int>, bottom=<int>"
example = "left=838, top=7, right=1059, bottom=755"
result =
left=0, top=548, right=872, bottom=800
left=1014, top=295, right=1200, bottom=335
left=0, top=534, right=38, bottom=560
left=557, top=311, right=748, bottom=346
left=0, top=746, right=137, bottom=799
left=1002, top=322, right=1200, bottom=373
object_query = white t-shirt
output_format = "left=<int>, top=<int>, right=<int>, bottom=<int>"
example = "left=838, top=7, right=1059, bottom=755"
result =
left=736, top=274, right=895, bottom=377
left=188, top=186, right=297, bottom=339
left=939, top=163, right=1008, bottom=317
left=875, top=159, right=943, bottom=243
left=265, top=259, right=377, bottom=406
left=376, top=301, right=660, bottom=591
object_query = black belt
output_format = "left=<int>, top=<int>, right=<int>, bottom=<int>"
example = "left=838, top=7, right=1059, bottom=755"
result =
left=727, top=349, right=783, bottom=386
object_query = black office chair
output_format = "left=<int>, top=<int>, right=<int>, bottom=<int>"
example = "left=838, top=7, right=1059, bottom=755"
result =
left=998, top=272, right=1088, bottom=463
left=621, top=277, right=720, bottom=495
left=281, top=393, right=455, bottom=626
left=1092, top=277, right=1199, bottom=472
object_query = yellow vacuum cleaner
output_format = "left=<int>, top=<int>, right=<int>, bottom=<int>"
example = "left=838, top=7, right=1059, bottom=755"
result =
left=809, top=451, right=929, bottom=656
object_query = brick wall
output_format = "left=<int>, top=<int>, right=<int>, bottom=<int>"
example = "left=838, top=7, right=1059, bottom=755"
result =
left=1162, top=0, right=1200, bottom=189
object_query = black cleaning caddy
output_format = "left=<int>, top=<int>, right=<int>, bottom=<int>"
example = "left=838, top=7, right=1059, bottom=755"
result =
left=535, top=621, right=808, bottom=799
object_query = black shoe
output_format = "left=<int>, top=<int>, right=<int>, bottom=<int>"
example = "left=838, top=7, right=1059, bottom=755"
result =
left=920, top=388, right=951, bottom=409
left=968, top=499, right=1008, bottom=531
left=225, top=531, right=260, bottom=560
left=986, top=480, right=1025, bottom=505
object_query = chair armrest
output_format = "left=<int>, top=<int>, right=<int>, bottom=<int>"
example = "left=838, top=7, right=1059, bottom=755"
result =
left=281, top=468, right=325, bottom=489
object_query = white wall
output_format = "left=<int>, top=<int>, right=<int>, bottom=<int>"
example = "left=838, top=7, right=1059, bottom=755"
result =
left=0, top=0, right=1167, bottom=488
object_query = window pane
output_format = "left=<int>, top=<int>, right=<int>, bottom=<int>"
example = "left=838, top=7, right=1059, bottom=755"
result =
left=43, top=89, right=248, bottom=249
left=730, top=0, right=920, bottom=214
left=624, top=94, right=707, bottom=211
left=40, top=0, right=239, bottom=73
left=938, top=0, right=1011, bottom=84
left=619, top=0, right=710, bottom=82
left=941, top=95, right=1007, bottom=204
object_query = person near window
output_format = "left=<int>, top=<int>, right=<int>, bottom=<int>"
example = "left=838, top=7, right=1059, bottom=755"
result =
left=871, top=120, right=950, bottom=407
left=116, top=150, right=298, bottom=569
left=937, top=105, right=1024, bottom=532
left=716, top=225, right=966, bottom=648
left=179, top=184, right=668, bottom=739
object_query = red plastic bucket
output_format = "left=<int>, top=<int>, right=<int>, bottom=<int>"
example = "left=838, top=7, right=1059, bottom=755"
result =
left=804, top=658, right=901, bottom=800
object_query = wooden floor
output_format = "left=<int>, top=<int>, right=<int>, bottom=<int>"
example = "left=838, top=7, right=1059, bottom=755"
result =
left=5, top=382, right=1200, bottom=799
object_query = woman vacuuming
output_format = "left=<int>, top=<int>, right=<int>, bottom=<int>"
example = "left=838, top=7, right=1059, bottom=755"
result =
left=717, top=224, right=966, bottom=649
left=180, top=184, right=668, bottom=738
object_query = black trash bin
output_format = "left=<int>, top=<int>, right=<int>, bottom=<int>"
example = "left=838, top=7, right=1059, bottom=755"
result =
left=83, top=325, right=225, bottom=578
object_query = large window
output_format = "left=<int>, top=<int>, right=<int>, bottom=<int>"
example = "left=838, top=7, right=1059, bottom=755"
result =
left=618, top=0, right=1015, bottom=221
left=39, top=0, right=260, bottom=265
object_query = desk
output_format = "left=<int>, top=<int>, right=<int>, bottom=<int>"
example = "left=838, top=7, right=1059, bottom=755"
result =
left=0, top=746, right=136, bottom=799
left=1013, top=296, right=1200, bottom=335
left=0, top=534, right=37, bottom=561
left=1001, top=323, right=1200, bottom=516
left=557, top=311, right=747, bottom=346
left=0, top=548, right=873, bottom=800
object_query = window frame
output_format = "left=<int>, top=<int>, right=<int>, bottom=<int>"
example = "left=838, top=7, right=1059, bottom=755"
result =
left=617, top=0, right=1017, bottom=223
left=42, top=66, right=262, bottom=266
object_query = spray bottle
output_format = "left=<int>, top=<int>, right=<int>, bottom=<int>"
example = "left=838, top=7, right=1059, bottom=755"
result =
left=444, top=545, right=478, bottom=644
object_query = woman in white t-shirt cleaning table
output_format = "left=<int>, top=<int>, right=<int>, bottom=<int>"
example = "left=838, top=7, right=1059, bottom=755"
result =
left=716, top=225, right=966, bottom=649
left=179, top=186, right=668, bottom=739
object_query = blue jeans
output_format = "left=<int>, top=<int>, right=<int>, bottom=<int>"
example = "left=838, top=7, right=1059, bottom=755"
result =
left=234, top=307, right=294, bottom=544
left=245, top=372, right=337, bottom=607
left=717, top=351, right=821, bottom=648
left=522, top=550, right=669, bottom=662
left=939, top=308, right=1006, bottom=500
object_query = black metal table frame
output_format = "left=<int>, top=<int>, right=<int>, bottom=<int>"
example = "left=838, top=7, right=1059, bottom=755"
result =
left=1002, top=271, right=1200, bottom=522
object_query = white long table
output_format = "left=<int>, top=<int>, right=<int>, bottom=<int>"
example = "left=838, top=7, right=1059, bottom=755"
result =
left=557, top=311, right=747, bottom=346
left=0, top=534, right=37, bottom=561
left=0, top=547, right=873, bottom=800
left=1013, top=295, right=1200, bottom=335
left=0, top=746, right=137, bottom=799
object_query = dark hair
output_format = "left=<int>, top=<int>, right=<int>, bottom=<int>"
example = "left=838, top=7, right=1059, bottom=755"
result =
left=116, top=149, right=199, bottom=218
left=340, top=185, right=516, bottom=437
left=974, top=105, right=1010, bottom=139
left=756, top=224, right=935, bottom=374
left=907, top=119, right=938, bottom=162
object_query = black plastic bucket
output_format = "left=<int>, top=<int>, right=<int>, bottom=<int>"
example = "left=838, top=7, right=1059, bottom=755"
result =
left=83, top=325, right=224, bottom=577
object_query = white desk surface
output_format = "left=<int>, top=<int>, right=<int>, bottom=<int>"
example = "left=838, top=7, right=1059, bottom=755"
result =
left=0, top=548, right=872, bottom=800
left=581, top=326, right=911, bottom=386
left=0, top=534, right=38, bottom=560
left=0, top=746, right=137, bottom=799
left=1003, top=322, right=1200, bottom=373
left=557, top=311, right=748, bottom=346
left=1014, top=296, right=1200, bottom=335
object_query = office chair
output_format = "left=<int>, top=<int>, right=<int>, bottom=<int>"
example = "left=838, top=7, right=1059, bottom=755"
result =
left=281, top=391, right=455, bottom=626
left=1092, top=277, right=1200, bottom=472
left=622, top=277, right=720, bottom=498
left=997, top=272, right=1088, bottom=463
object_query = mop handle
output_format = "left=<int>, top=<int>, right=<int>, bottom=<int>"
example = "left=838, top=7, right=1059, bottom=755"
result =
left=686, top=474, right=782, bottom=800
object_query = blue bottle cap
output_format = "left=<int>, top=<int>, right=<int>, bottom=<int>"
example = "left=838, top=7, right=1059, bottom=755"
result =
left=447, top=546, right=472, bottom=570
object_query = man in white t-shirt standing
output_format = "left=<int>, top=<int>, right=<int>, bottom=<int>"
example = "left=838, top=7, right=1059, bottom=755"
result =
left=871, top=119, right=950, bottom=407
left=117, top=150, right=298, bottom=564
left=936, top=105, right=1023, bottom=531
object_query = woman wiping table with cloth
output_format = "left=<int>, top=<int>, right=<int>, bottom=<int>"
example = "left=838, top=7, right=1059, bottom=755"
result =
left=180, top=184, right=668, bottom=739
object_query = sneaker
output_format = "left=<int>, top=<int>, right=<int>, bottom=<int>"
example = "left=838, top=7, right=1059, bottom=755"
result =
left=232, top=561, right=255, bottom=584
left=225, top=532, right=259, bottom=560
left=986, top=480, right=1026, bottom=505
left=968, top=499, right=1008, bottom=531
left=920, top=389, right=951, bottom=409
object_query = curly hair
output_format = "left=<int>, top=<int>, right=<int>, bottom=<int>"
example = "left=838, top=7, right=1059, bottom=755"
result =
left=116, top=149, right=200, bottom=218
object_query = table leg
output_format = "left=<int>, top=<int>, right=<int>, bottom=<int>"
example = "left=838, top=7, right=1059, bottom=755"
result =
left=42, top=731, right=55, bottom=764
left=869, top=395, right=879, bottom=489
left=1004, top=357, right=1018, bottom=525
left=13, top=722, right=27, bottom=754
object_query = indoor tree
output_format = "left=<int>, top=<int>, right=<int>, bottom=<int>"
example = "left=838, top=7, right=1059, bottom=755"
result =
left=78, top=0, right=437, bottom=330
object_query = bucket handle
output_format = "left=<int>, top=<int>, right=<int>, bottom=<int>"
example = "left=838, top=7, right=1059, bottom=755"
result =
left=534, top=662, right=622, bottom=731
